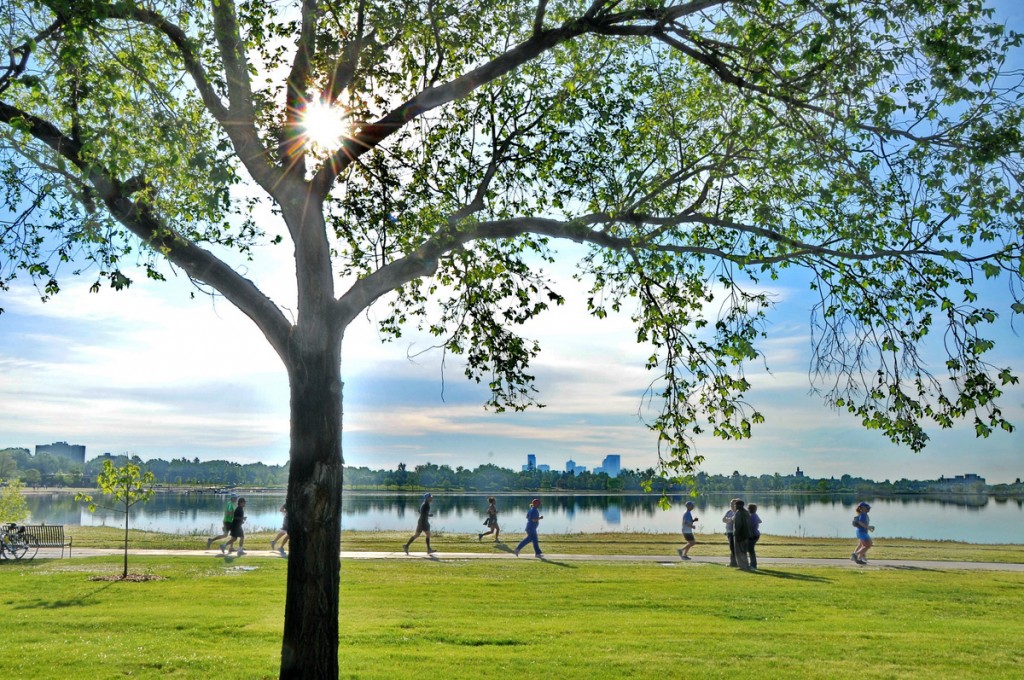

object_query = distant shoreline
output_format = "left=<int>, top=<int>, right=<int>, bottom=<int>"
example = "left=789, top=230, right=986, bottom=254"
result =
left=18, top=486, right=1023, bottom=499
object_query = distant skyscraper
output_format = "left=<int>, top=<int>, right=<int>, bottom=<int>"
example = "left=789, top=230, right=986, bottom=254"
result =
left=522, top=453, right=537, bottom=472
left=566, top=459, right=577, bottom=474
left=600, top=454, right=621, bottom=478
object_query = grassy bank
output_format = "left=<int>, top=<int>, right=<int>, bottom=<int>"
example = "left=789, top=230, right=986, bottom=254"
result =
left=65, top=526, right=1024, bottom=563
left=1, top=555, right=1022, bottom=679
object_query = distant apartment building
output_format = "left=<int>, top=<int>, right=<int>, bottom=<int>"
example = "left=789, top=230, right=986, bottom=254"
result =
left=538, top=464, right=550, bottom=472
left=35, top=441, right=86, bottom=465
left=594, top=454, right=621, bottom=478
left=938, top=473, right=987, bottom=489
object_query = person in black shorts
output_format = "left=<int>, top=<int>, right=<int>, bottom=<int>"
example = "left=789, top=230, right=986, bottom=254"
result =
left=677, top=500, right=698, bottom=560
left=222, top=497, right=247, bottom=556
left=478, top=496, right=500, bottom=542
left=270, top=502, right=289, bottom=556
left=207, top=492, right=237, bottom=550
left=403, top=492, right=435, bottom=554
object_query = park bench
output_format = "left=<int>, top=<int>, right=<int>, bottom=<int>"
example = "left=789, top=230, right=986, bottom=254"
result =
left=22, top=524, right=72, bottom=557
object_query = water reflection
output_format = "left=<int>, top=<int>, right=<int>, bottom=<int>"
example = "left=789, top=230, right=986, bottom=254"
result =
left=21, top=492, right=1024, bottom=544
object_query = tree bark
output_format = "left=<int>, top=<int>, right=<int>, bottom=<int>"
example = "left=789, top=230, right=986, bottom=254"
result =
left=279, top=330, right=344, bottom=679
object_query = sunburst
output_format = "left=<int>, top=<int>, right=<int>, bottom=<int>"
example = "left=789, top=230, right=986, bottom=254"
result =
left=301, top=98, right=347, bottom=151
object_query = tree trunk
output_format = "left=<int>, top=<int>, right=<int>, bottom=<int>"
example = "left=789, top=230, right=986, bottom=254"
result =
left=123, top=501, right=129, bottom=578
left=279, top=334, right=344, bottom=679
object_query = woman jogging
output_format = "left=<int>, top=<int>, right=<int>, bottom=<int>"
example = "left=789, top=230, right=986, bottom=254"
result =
left=851, top=502, right=874, bottom=564
left=403, top=492, right=436, bottom=554
left=513, top=498, right=544, bottom=558
left=478, top=496, right=500, bottom=542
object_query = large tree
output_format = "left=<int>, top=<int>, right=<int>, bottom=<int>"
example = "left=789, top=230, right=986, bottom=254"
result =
left=2, top=0, right=1021, bottom=675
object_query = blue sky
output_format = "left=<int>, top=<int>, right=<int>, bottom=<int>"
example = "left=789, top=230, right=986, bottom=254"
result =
left=2, top=3, right=1022, bottom=483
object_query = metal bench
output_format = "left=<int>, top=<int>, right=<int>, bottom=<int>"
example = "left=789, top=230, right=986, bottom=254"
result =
left=22, top=524, right=72, bottom=557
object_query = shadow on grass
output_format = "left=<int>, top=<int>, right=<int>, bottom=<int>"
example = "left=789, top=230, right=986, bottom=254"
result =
left=536, top=555, right=577, bottom=569
left=13, top=580, right=117, bottom=609
left=747, top=568, right=833, bottom=583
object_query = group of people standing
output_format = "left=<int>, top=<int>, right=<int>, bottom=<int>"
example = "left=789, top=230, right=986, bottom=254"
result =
left=402, top=493, right=546, bottom=558
left=682, top=499, right=875, bottom=568
left=678, top=498, right=761, bottom=569
left=721, top=498, right=762, bottom=570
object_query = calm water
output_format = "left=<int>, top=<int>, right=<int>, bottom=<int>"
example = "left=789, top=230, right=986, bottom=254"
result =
left=21, top=492, right=1024, bottom=544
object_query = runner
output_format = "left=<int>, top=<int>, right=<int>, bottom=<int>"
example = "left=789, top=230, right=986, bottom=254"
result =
left=207, top=492, right=237, bottom=550
left=403, top=493, right=435, bottom=554
left=513, top=498, right=544, bottom=558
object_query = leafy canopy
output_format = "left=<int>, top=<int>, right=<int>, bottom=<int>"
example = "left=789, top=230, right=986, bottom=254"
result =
left=1, top=0, right=1022, bottom=479
left=0, top=478, right=30, bottom=524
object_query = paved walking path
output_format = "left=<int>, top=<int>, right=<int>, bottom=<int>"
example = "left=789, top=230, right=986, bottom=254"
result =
left=37, top=547, right=1024, bottom=571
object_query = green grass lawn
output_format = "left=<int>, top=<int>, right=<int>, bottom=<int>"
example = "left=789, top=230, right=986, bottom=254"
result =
left=1, top=553, right=1023, bottom=679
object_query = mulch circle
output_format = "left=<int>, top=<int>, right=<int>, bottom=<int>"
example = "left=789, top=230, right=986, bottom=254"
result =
left=88, top=574, right=166, bottom=582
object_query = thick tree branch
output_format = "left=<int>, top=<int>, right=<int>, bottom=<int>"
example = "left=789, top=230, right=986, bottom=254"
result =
left=0, top=17, right=65, bottom=95
left=311, top=1, right=725, bottom=198
left=325, top=0, right=367, bottom=103
left=281, top=0, right=319, bottom=168
left=98, top=3, right=289, bottom=198
left=0, top=99, right=292, bottom=359
left=533, top=0, right=549, bottom=35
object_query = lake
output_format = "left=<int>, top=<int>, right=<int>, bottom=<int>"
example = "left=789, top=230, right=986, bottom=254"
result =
left=21, top=491, right=1024, bottom=544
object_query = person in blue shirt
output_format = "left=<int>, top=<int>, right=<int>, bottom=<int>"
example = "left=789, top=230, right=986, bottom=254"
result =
left=513, top=498, right=544, bottom=558
left=851, top=502, right=874, bottom=564
left=747, top=503, right=762, bottom=570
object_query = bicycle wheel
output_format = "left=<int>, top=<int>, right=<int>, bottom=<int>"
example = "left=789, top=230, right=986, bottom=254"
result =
left=9, top=534, right=36, bottom=560
left=5, top=538, right=27, bottom=560
left=21, top=534, right=38, bottom=560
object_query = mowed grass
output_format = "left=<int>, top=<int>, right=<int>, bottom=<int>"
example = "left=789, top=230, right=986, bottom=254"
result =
left=1, top=554, right=1023, bottom=679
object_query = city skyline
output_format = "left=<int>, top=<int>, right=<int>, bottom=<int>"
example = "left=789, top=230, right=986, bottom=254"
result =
left=1, top=441, right=1008, bottom=488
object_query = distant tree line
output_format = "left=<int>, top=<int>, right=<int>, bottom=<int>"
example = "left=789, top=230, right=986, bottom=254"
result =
left=0, top=448, right=289, bottom=488
left=2, top=447, right=1020, bottom=496
left=343, top=463, right=1023, bottom=496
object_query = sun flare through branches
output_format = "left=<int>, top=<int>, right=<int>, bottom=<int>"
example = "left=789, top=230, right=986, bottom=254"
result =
left=300, top=98, right=348, bottom=152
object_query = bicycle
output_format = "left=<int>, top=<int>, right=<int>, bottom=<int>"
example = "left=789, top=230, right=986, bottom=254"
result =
left=0, top=523, right=38, bottom=561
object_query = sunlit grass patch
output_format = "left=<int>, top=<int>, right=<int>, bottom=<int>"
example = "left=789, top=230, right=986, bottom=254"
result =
left=1, top=556, right=1023, bottom=678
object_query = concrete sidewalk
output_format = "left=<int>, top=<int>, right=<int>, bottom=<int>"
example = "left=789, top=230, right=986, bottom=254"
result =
left=34, top=547, right=1024, bottom=571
